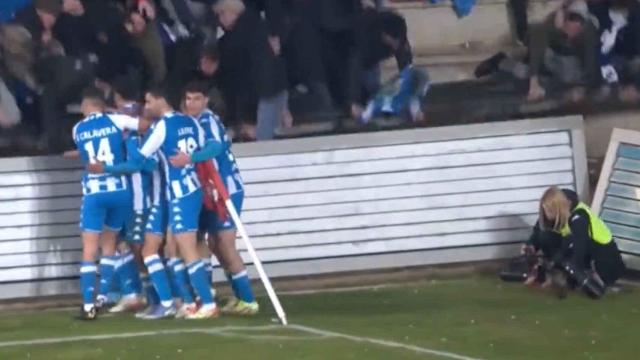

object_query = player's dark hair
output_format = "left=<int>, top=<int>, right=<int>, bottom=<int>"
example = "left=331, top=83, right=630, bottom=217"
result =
left=146, top=86, right=170, bottom=101
left=112, top=76, right=140, bottom=102
left=81, top=86, right=107, bottom=108
left=183, top=81, right=209, bottom=97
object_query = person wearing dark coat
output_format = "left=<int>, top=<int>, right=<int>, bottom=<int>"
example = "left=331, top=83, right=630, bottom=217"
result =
left=523, top=187, right=625, bottom=297
left=347, top=8, right=413, bottom=120
left=214, top=0, right=288, bottom=141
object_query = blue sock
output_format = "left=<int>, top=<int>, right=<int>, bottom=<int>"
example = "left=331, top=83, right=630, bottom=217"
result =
left=169, top=258, right=195, bottom=305
left=117, top=252, right=141, bottom=296
left=165, top=259, right=180, bottom=299
left=187, top=260, right=214, bottom=305
left=141, top=273, right=159, bottom=306
left=226, top=271, right=239, bottom=298
left=98, top=256, right=118, bottom=298
left=231, top=270, right=255, bottom=303
left=144, top=255, right=173, bottom=307
left=80, top=261, right=97, bottom=309
left=202, top=258, right=213, bottom=285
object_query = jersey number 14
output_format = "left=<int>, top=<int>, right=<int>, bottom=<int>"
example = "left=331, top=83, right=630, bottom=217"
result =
left=84, top=138, right=114, bottom=165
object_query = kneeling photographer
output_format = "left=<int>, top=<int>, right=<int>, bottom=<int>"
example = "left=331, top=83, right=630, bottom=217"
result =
left=506, top=187, right=625, bottom=298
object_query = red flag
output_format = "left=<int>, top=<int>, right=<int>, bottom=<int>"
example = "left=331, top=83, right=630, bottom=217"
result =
left=196, top=161, right=228, bottom=222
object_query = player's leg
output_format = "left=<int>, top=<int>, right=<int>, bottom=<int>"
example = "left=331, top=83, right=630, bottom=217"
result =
left=216, top=191, right=258, bottom=315
left=139, top=203, right=176, bottom=319
left=165, top=231, right=198, bottom=318
left=78, top=194, right=105, bottom=320
left=217, top=231, right=258, bottom=315
left=110, top=211, right=146, bottom=313
left=198, top=236, right=214, bottom=286
left=198, top=209, right=218, bottom=287
left=96, top=229, right=120, bottom=309
left=172, top=191, right=218, bottom=319
left=97, top=192, right=130, bottom=310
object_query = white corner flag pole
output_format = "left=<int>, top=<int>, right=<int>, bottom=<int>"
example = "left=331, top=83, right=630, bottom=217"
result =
left=223, top=200, right=288, bottom=326
left=207, top=167, right=288, bottom=326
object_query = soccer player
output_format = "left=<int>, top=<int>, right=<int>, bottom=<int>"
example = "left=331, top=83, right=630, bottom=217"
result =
left=90, top=87, right=220, bottom=319
left=72, top=87, right=141, bottom=320
left=172, top=82, right=259, bottom=316
left=108, top=120, right=153, bottom=313
left=109, top=81, right=148, bottom=313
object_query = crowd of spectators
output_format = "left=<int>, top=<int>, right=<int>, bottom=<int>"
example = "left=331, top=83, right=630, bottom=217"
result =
left=0, top=0, right=414, bottom=152
left=480, top=0, right=640, bottom=104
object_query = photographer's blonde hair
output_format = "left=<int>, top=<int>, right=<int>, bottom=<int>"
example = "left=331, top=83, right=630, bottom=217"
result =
left=538, top=186, right=571, bottom=232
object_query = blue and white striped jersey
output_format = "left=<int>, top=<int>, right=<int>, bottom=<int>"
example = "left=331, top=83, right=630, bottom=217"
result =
left=125, top=131, right=153, bottom=212
left=138, top=111, right=205, bottom=200
left=73, top=112, right=139, bottom=196
left=197, top=110, right=244, bottom=194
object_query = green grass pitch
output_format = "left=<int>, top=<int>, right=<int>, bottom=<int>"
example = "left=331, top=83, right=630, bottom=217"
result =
left=0, top=276, right=638, bottom=360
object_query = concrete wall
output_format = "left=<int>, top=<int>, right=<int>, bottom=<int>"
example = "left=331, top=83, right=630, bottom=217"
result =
left=393, top=0, right=562, bottom=54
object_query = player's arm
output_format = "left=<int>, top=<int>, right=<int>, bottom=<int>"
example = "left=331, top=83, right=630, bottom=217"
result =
left=87, top=120, right=165, bottom=174
left=110, top=114, right=142, bottom=132
left=63, top=150, right=80, bottom=159
left=169, top=117, right=222, bottom=167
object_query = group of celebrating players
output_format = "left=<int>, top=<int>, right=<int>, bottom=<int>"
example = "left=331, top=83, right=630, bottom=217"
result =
left=69, top=81, right=258, bottom=320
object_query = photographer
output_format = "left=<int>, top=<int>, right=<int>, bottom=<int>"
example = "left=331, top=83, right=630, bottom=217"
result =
left=522, top=187, right=625, bottom=298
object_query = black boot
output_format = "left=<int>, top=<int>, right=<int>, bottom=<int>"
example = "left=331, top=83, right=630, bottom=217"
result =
left=474, top=52, right=507, bottom=78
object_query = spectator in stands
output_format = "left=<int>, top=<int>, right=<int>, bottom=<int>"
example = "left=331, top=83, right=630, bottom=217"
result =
left=282, top=0, right=333, bottom=113
left=476, top=0, right=600, bottom=103
left=193, top=45, right=225, bottom=118
left=0, top=77, right=21, bottom=129
left=57, top=0, right=144, bottom=85
left=310, top=0, right=362, bottom=110
left=0, top=24, right=40, bottom=136
left=0, top=24, right=39, bottom=92
left=0, top=0, right=32, bottom=23
left=13, top=0, right=97, bottom=151
left=214, top=0, right=289, bottom=141
left=348, top=7, right=413, bottom=120
left=588, top=0, right=640, bottom=102
left=125, top=5, right=167, bottom=87
left=13, top=0, right=62, bottom=50
left=111, top=75, right=142, bottom=117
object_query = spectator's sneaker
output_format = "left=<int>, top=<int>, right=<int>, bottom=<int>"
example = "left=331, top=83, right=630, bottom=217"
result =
left=76, top=306, right=98, bottom=321
left=109, top=295, right=145, bottom=314
left=185, top=304, right=220, bottom=320
left=141, top=304, right=176, bottom=320
left=474, top=52, right=506, bottom=78
left=221, top=297, right=239, bottom=314
left=175, top=303, right=199, bottom=319
left=225, top=301, right=260, bottom=316
left=135, top=306, right=156, bottom=319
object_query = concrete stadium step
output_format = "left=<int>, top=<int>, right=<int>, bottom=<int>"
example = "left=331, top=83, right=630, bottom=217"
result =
left=390, top=0, right=561, bottom=54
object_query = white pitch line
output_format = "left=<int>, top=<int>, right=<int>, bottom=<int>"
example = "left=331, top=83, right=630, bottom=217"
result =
left=0, top=323, right=483, bottom=360
left=0, top=325, right=282, bottom=348
left=289, top=324, right=483, bottom=360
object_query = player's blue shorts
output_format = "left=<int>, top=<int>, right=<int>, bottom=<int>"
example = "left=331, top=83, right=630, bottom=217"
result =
left=125, top=209, right=149, bottom=244
left=146, top=202, right=167, bottom=236
left=199, top=191, right=243, bottom=234
left=168, top=189, right=203, bottom=234
left=80, top=189, right=132, bottom=233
